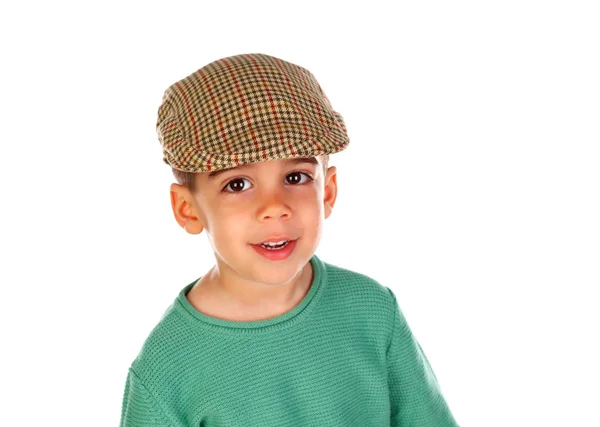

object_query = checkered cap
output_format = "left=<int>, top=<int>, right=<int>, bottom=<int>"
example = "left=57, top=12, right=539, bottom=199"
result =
left=156, top=53, right=350, bottom=172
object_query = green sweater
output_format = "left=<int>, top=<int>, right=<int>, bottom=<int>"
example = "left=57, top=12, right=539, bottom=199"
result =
left=120, top=254, right=459, bottom=426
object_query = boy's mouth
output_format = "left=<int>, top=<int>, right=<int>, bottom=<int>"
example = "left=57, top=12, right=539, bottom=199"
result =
left=250, top=238, right=298, bottom=260
left=252, top=236, right=296, bottom=247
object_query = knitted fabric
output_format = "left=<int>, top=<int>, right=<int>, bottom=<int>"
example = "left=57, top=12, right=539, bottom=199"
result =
left=120, top=254, right=459, bottom=426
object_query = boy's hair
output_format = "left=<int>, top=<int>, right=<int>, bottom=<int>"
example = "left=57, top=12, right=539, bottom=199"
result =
left=172, top=154, right=330, bottom=194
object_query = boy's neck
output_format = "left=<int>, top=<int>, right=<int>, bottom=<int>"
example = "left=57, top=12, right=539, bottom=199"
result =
left=186, top=260, right=314, bottom=322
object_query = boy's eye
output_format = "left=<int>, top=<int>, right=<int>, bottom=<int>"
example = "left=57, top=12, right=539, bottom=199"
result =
left=285, top=171, right=312, bottom=185
left=223, top=177, right=251, bottom=193
left=222, top=172, right=313, bottom=193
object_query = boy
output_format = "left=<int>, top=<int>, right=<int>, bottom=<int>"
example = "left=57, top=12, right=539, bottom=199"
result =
left=120, top=53, right=460, bottom=426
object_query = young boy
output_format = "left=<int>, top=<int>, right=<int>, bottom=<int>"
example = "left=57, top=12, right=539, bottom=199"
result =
left=120, top=53, right=460, bottom=426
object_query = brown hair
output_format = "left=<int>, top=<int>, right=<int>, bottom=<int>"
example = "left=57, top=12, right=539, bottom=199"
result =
left=172, top=155, right=330, bottom=194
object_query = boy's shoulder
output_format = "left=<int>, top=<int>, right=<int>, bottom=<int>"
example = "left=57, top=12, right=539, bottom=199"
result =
left=319, top=257, right=399, bottom=328
left=321, top=258, right=395, bottom=302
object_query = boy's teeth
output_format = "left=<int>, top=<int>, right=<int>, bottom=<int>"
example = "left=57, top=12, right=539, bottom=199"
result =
left=260, top=240, right=289, bottom=249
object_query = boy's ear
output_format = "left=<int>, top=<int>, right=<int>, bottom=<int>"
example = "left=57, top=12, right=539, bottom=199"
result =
left=170, top=183, right=204, bottom=234
left=323, top=166, right=338, bottom=219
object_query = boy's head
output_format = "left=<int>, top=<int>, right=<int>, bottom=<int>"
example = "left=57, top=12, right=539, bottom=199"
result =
left=156, top=53, right=349, bottom=286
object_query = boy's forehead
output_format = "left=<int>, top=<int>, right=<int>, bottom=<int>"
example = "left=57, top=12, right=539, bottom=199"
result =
left=205, top=157, right=319, bottom=180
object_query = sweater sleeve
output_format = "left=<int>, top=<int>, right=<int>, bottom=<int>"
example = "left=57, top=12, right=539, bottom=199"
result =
left=120, top=368, right=174, bottom=427
left=386, top=288, right=460, bottom=427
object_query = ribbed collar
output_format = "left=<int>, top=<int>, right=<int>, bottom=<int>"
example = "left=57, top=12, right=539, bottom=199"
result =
left=174, top=254, right=326, bottom=333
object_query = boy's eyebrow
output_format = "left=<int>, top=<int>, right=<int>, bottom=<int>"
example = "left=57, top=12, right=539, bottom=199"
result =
left=207, top=157, right=318, bottom=180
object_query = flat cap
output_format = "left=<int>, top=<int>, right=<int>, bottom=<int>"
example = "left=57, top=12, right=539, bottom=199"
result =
left=156, top=53, right=350, bottom=172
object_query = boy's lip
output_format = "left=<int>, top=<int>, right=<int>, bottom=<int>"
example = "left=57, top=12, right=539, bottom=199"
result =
left=252, top=236, right=297, bottom=245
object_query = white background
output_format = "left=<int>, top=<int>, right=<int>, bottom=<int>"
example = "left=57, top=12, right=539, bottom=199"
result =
left=1, top=1, right=598, bottom=426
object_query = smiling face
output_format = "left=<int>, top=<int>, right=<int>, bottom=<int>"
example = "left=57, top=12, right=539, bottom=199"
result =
left=169, top=156, right=338, bottom=305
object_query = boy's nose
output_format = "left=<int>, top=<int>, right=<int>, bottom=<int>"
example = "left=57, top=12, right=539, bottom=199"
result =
left=257, top=191, right=291, bottom=221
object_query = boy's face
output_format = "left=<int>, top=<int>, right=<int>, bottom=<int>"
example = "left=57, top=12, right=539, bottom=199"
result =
left=169, top=156, right=337, bottom=292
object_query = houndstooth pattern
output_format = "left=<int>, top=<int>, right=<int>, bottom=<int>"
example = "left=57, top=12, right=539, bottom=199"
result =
left=156, top=53, right=350, bottom=172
